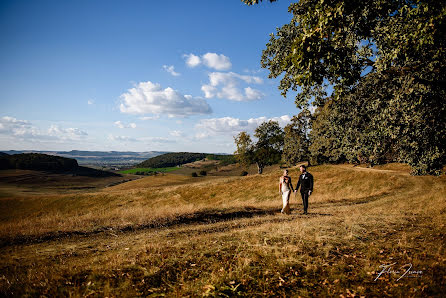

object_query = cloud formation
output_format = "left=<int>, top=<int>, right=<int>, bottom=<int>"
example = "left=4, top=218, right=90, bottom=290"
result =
left=184, top=54, right=201, bottom=68
left=195, top=115, right=291, bottom=139
left=183, top=53, right=232, bottom=70
left=0, top=116, right=87, bottom=141
left=163, top=65, right=181, bottom=76
left=108, top=135, right=139, bottom=142
left=201, top=72, right=264, bottom=101
left=169, top=130, right=184, bottom=137
left=114, top=121, right=136, bottom=129
left=119, top=81, right=212, bottom=117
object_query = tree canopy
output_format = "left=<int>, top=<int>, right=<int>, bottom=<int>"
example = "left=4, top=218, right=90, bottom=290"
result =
left=244, top=0, right=446, bottom=174
left=245, top=0, right=445, bottom=107
left=233, top=121, right=284, bottom=174
left=283, top=109, right=312, bottom=167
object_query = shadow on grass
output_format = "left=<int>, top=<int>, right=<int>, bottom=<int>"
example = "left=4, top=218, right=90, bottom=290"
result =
left=313, top=192, right=389, bottom=208
left=2, top=195, right=384, bottom=248
left=0, top=206, right=282, bottom=247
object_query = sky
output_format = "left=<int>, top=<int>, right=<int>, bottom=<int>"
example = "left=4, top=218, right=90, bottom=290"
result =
left=0, top=0, right=301, bottom=154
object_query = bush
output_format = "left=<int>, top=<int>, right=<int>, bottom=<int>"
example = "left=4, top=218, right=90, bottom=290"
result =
left=241, top=171, right=248, bottom=176
left=191, top=172, right=198, bottom=177
left=199, top=170, right=207, bottom=176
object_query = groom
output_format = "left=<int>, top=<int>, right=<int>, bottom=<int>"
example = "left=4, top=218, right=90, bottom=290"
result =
left=294, top=165, right=313, bottom=215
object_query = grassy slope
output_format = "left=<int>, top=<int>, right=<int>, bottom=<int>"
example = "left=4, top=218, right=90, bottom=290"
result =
left=119, top=167, right=179, bottom=174
left=0, top=164, right=445, bottom=296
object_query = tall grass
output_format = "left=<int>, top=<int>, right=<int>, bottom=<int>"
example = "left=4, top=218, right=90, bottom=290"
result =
left=0, top=164, right=444, bottom=296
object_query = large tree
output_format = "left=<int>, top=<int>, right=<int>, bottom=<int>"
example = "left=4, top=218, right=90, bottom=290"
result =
left=283, top=108, right=312, bottom=167
left=253, top=120, right=285, bottom=174
left=233, top=121, right=284, bottom=174
left=234, top=131, right=254, bottom=171
left=244, top=0, right=446, bottom=174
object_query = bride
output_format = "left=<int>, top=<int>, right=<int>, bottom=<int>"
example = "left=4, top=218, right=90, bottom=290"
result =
left=279, top=169, right=294, bottom=214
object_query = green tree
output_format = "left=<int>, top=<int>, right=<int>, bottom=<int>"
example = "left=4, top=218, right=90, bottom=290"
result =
left=253, top=120, right=284, bottom=174
left=244, top=0, right=446, bottom=174
left=234, top=131, right=254, bottom=171
left=283, top=109, right=312, bottom=166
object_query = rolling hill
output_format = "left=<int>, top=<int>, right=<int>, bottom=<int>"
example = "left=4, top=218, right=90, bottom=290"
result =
left=137, top=152, right=235, bottom=168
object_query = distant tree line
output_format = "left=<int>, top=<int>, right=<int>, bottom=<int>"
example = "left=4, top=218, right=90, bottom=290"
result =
left=137, top=152, right=236, bottom=168
left=235, top=99, right=445, bottom=175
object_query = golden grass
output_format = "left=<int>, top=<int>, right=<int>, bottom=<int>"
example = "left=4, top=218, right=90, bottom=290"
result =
left=0, top=164, right=445, bottom=296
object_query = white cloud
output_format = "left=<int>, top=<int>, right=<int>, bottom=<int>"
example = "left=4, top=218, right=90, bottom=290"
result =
left=195, top=115, right=291, bottom=139
left=184, top=53, right=201, bottom=68
left=201, top=84, right=217, bottom=98
left=244, top=87, right=264, bottom=100
left=183, top=52, right=232, bottom=71
left=169, top=130, right=184, bottom=137
left=87, top=99, right=94, bottom=105
left=48, top=125, right=88, bottom=140
left=163, top=65, right=181, bottom=76
left=114, top=121, right=137, bottom=129
left=0, top=116, right=32, bottom=134
left=139, top=115, right=160, bottom=121
left=108, top=135, right=139, bottom=142
left=140, top=136, right=175, bottom=144
left=119, top=81, right=212, bottom=117
left=202, top=53, right=232, bottom=71
left=201, top=72, right=264, bottom=101
left=0, top=116, right=87, bottom=141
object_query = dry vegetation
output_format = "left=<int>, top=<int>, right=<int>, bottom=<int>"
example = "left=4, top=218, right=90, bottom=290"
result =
left=0, top=164, right=445, bottom=296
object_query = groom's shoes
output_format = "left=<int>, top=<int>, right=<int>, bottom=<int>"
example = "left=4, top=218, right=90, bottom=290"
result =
left=303, top=210, right=308, bottom=215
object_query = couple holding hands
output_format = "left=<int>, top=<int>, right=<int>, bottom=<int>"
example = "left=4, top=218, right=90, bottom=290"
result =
left=279, top=165, right=313, bottom=215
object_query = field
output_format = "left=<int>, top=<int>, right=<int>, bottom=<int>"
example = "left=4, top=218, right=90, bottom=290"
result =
left=119, top=167, right=179, bottom=175
left=0, top=164, right=445, bottom=296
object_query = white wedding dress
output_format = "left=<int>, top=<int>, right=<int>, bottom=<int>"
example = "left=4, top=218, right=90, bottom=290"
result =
left=281, top=177, right=291, bottom=214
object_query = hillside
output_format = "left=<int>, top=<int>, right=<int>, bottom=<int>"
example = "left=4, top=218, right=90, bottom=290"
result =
left=0, top=164, right=444, bottom=296
left=0, top=153, right=78, bottom=171
left=137, top=152, right=235, bottom=168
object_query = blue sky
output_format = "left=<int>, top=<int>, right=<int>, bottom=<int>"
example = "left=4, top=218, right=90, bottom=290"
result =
left=0, top=0, right=300, bottom=153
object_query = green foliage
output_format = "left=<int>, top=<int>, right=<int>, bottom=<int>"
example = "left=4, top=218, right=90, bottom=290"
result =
left=253, top=121, right=284, bottom=174
left=245, top=0, right=446, bottom=175
left=283, top=109, right=312, bottom=166
left=234, top=132, right=254, bottom=171
left=119, top=167, right=178, bottom=175
left=138, top=152, right=206, bottom=168
left=206, top=154, right=236, bottom=166
left=310, top=72, right=446, bottom=174
left=233, top=121, right=285, bottom=174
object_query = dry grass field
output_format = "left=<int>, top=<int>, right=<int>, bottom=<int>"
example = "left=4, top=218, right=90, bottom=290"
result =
left=0, top=164, right=445, bottom=296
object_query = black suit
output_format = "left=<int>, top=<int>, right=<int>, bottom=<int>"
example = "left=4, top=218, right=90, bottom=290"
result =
left=295, top=172, right=313, bottom=213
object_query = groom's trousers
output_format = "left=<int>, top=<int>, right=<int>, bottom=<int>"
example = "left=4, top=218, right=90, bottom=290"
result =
left=300, top=190, right=309, bottom=213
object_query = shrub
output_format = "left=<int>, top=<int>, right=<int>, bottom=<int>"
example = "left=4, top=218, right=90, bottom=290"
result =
left=191, top=172, right=198, bottom=177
